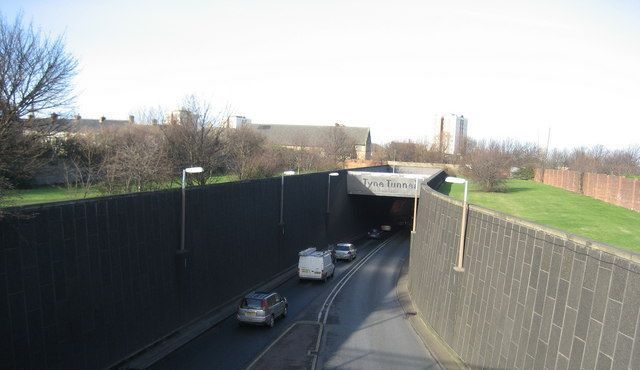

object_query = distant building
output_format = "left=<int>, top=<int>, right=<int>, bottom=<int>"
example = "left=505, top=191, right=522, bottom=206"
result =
left=31, top=114, right=134, bottom=138
left=165, top=109, right=196, bottom=125
left=435, top=114, right=468, bottom=155
left=243, top=122, right=372, bottom=160
left=224, top=115, right=252, bottom=129
left=67, top=115, right=134, bottom=134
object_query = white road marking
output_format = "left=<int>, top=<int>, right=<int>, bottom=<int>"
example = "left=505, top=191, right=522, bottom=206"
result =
left=245, top=323, right=297, bottom=370
left=317, top=234, right=398, bottom=324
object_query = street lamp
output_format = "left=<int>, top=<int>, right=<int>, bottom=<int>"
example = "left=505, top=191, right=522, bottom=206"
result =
left=279, top=170, right=295, bottom=234
left=445, top=176, right=468, bottom=272
left=180, top=166, right=204, bottom=253
left=410, top=176, right=421, bottom=233
left=326, top=172, right=340, bottom=214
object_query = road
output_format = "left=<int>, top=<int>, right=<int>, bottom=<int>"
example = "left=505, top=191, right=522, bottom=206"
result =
left=152, top=232, right=437, bottom=370
left=318, top=233, right=437, bottom=370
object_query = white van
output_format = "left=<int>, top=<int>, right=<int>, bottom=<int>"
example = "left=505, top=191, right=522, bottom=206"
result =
left=298, top=247, right=335, bottom=282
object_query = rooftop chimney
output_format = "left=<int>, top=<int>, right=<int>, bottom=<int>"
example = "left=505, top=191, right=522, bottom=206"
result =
left=27, top=113, right=35, bottom=120
left=152, top=118, right=158, bottom=125
left=74, top=115, right=82, bottom=121
left=128, top=115, right=135, bottom=124
left=50, top=113, right=58, bottom=122
left=99, top=116, right=106, bottom=123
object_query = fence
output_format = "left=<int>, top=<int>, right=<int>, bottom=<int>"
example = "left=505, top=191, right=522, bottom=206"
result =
left=535, top=169, right=640, bottom=212
left=0, top=168, right=385, bottom=370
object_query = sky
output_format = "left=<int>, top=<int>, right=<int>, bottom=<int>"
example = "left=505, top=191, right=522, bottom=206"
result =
left=3, top=0, right=640, bottom=149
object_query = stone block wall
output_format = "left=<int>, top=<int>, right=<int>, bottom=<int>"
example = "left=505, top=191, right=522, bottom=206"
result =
left=409, top=184, right=640, bottom=369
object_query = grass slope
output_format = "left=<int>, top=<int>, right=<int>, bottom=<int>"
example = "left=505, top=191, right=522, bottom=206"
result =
left=2, top=175, right=238, bottom=208
left=439, top=179, right=640, bottom=253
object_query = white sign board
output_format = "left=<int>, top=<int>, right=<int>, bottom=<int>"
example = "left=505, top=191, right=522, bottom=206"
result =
left=347, top=171, right=432, bottom=198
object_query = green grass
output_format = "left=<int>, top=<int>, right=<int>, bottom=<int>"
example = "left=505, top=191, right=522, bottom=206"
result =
left=2, top=186, right=104, bottom=207
left=2, top=174, right=239, bottom=208
left=439, top=179, right=640, bottom=253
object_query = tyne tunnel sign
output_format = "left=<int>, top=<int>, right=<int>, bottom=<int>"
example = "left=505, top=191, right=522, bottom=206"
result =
left=347, top=171, right=434, bottom=198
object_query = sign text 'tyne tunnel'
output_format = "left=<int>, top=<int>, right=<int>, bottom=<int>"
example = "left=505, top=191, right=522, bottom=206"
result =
left=346, top=167, right=443, bottom=198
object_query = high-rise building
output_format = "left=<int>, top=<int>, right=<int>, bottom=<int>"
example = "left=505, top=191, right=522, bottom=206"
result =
left=435, top=114, right=468, bottom=155
left=224, top=115, right=252, bottom=129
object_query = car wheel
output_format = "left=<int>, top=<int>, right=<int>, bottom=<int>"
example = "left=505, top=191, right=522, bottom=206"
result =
left=267, top=315, right=274, bottom=328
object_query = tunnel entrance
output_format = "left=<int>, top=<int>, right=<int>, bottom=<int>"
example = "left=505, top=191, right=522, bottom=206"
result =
left=350, top=195, right=417, bottom=230
left=345, top=164, right=445, bottom=230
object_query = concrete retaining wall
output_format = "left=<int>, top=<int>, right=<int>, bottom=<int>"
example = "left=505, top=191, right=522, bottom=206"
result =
left=409, top=182, right=640, bottom=369
left=0, top=168, right=386, bottom=370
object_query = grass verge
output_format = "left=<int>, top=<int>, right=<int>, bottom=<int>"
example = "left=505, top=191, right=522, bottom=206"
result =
left=1, top=174, right=238, bottom=208
left=439, top=179, right=640, bottom=253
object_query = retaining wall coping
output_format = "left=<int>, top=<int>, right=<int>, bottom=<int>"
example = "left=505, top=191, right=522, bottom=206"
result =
left=424, top=182, right=640, bottom=265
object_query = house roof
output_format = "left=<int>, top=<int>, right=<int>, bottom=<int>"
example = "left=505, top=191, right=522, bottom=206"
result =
left=25, top=117, right=131, bottom=133
left=66, top=119, right=129, bottom=133
left=247, top=124, right=371, bottom=147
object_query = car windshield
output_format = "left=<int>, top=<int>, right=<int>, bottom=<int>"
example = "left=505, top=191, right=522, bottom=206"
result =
left=336, top=245, right=350, bottom=251
left=241, top=298, right=262, bottom=309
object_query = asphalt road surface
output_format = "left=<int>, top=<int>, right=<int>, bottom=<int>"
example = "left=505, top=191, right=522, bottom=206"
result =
left=152, top=232, right=437, bottom=370
left=318, top=233, right=438, bottom=370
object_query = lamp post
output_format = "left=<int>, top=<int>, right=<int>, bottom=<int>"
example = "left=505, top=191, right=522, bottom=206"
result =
left=279, top=170, right=295, bottom=234
left=326, top=172, right=340, bottom=214
left=445, top=176, right=468, bottom=272
left=412, top=176, right=420, bottom=233
left=325, top=172, right=340, bottom=248
left=180, top=167, right=204, bottom=253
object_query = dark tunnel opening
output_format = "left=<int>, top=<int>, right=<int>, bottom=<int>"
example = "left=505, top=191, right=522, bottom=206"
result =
left=350, top=195, right=417, bottom=231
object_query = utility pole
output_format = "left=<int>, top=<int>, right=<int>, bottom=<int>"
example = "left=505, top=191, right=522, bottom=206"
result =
left=545, top=127, right=551, bottom=160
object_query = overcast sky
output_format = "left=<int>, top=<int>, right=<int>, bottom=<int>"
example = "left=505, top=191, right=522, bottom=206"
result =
left=4, top=0, right=639, bottom=149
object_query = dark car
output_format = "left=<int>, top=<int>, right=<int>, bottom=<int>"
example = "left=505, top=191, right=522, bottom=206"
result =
left=368, top=228, right=381, bottom=239
left=237, top=291, right=288, bottom=328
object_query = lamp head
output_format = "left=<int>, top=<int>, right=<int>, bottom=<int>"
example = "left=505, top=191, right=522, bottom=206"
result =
left=445, top=176, right=466, bottom=184
left=329, top=172, right=339, bottom=177
left=185, top=167, right=204, bottom=174
left=283, top=170, right=295, bottom=176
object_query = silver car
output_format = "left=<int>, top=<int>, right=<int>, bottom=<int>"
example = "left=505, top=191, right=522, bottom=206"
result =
left=334, top=243, right=357, bottom=262
left=237, top=291, right=288, bottom=328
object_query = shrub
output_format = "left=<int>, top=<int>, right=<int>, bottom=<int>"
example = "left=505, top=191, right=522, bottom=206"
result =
left=513, top=166, right=535, bottom=180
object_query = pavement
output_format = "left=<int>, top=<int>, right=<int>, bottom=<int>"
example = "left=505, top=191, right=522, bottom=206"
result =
left=247, top=321, right=321, bottom=370
left=396, top=235, right=468, bottom=370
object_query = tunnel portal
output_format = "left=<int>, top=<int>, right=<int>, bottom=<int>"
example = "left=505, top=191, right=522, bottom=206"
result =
left=346, top=165, right=444, bottom=229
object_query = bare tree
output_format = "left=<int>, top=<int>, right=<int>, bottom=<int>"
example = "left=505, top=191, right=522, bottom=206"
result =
left=101, top=125, right=171, bottom=193
left=321, top=125, right=356, bottom=165
left=0, top=13, right=78, bottom=200
left=57, top=134, right=106, bottom=197
left=462, top=140, right=513, bottom=192
left=161, top=96, right=226, bottom=185
left=225, top=126, right=267, bottom=180
left=431, top=131, right=452, bottom=155
left=285, top=132, right=328, bottom=173
left=133, top=106, right=165, bottom=125
left=608, top=146, right=640, bottom=176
